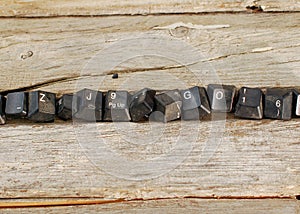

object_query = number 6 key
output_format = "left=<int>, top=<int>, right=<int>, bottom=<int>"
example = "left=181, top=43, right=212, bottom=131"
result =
left=264, top=88, right=293, bottom=120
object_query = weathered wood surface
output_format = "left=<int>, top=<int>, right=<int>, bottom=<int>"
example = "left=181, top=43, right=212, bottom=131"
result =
left=0, top=13, right=299, bottom=94
left=0, top=11, right=299, bottom=212
left=0, top=0, right=299, bottom=17
left=0, top=119, right=299, bottom=198
left=1, top=199, right=299, bottom=213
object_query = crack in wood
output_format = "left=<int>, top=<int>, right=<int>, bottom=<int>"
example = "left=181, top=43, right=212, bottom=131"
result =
left=205, top=51, right=249, bottom=62
left=267, top=59, right=300, bottom=65
left=106, top=62, right=198, bottom=75
left=0, top=75, right=80, bottom=94
left=0, top=62, right=202, bottom=94
left=205, top=45, right=279, bottom=62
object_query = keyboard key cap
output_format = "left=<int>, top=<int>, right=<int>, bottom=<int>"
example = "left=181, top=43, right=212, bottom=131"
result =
left=0, top=95, right=6, bottom=124
left=57, top=94, right=78, bottom=120
left=294, top=90, right=300, bottom=116
left=5, top=92, right=27, bottom=118
left=73, top=89, right=103, bottom=122
left=103, top=90, right=131, bottom=122
left=28, top=91, right=56, bottom=122
left=129, top=88, right=156, bottom=122
left=264, top=88, right=293, bottom=120
left=207, top=84, right=237, bottom=112
left=180, top=86, right=211, bottom=120
left=152, top=90, right=182, bottom=122
left=234, top=87, right=263, bottom=119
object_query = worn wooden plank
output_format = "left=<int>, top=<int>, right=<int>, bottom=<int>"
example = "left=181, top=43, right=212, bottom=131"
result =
left=0, top=199, right=299, bottom=213
left=0, top=0, right=299, bottom=17
left=0, top=13, right=299, bottom=94
left=0, top=119, right=299, bottom=198
left=0, top=13, right=299, bottom=199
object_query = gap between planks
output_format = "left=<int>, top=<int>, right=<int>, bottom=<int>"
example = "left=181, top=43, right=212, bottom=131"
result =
left=0, top=196, right=298, bottom=209
left=0, top=11, right=299, bottom=19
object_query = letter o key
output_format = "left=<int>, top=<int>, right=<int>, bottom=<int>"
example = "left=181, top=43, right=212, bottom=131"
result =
left=215, top=90, right=224, bottom=100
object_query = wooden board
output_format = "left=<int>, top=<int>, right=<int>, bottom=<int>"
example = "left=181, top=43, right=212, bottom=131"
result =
left=0, top=119, right=299, bottom=198
left=0, top=13, right=299, bottom=94
left=0, top=8, right=299, bottom=213
left=0, top=13, right=299, bottom=201
left=0, top=0, right=299, bottom=17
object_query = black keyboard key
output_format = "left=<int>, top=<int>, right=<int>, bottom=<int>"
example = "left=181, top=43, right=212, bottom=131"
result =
left=295, top=90, right=300, bottom=116
left=0, top=95, right=6, bottom=124
left=5, top=92, right=27, bottom=118
left=264, top=88, right=293, bottom=120
left=180, top=86, right=211, bottom=120
left=103, top=90, right=131, bottom=122
left=57, top=94, right=78, bottom=120
left=234, top=87, right=263, bottom=119
left=207, top=84, right=236, bottom=112
left=73, top=89, right=103, bottom=122
left=152, top=90, right=182, bottom=122
left=27, top=91, right=56, bottom=122
left=129, top=88, right=156, bottom=122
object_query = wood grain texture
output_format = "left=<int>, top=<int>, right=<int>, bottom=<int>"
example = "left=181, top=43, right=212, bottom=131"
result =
left=0, top=0, right=299, bottom=17
left=0, top=13, right=299, bottom=94
left=1, top=199, right=299, bottom=213
left=0, top=13, right=299, bottom=201
left=0, top=119, right=299, bottom=198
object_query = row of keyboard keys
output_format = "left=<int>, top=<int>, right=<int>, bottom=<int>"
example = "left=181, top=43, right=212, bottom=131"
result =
left=234, top=87, right=295, bottom=120
left=1, top=86, right=300, bottom=123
